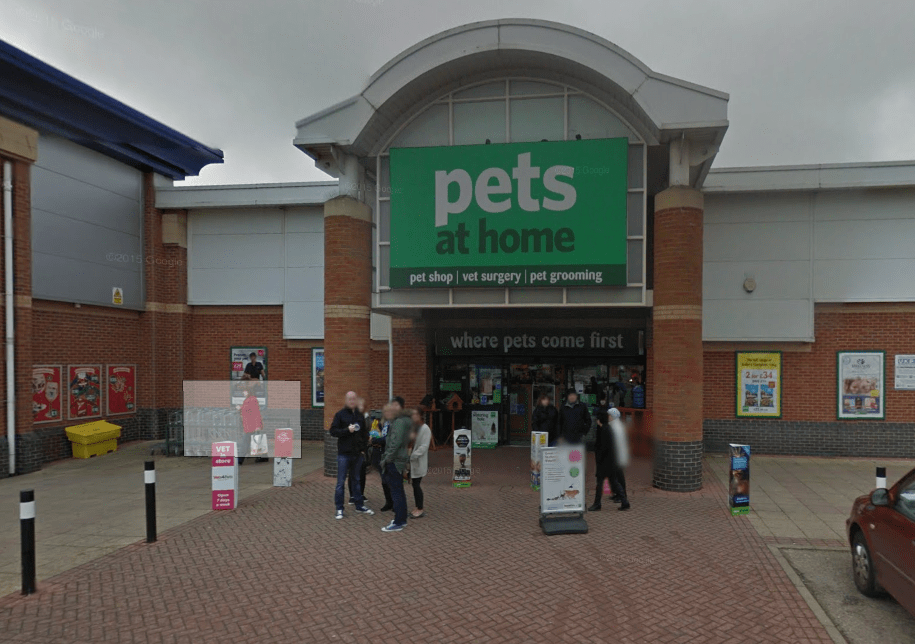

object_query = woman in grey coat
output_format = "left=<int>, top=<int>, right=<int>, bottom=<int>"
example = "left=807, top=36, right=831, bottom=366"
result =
left=409, top=408, right=432, bottom=519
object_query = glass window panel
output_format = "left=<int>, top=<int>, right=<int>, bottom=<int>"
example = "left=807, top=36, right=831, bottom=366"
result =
left=509, top=97, right=564, bottom=143
left=379, top=200, right=390, bottom=243
left=509, top=80, right=563, bottom=96
left=628, top=145, right=644, bottom=189
left=453, top=82, right=505, bottom=100
left=379, top=245, right=390, bottom=288
left=627, top=192, right=643, bottom=237
left=391, top=104, right=449, bottom=148
left=453, top=100, right=506, bottom=145
left=379, top=156, right=390, bottom=191
left=568, top=95, right=635, bottom=142
left=627, top=239, right=643, bottom=284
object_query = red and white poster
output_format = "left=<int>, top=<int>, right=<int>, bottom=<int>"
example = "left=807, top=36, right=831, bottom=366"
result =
left=32, top=365, right=63, bottom=424
left=107, top=365, right=137, bottom=415
left=68, top=365, right=102, bottom=420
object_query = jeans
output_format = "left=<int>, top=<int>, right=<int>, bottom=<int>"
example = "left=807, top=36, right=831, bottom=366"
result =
left=411, top=476, right=424, bottom=510
left=371, top=447, right=393, bottom=507
left=348, top=448, right=370, bottom=501
left=383, top=463, right=408, bottom=526
left=335, top=454, right=364, bottom=511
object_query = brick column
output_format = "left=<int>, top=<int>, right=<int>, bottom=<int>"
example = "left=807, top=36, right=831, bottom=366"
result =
left=391, top=317, right=430, bottom=408
left=323, top=196, right=373, bottom=477
left=652, top=187, right=704, bottom=492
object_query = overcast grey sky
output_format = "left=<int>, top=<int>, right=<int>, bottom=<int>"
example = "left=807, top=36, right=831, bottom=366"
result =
left=3, top=0, right=914, bottom=185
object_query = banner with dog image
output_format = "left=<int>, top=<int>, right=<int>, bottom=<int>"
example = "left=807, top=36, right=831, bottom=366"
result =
left=736, top=352, right=781, bottom=418
left=540, top=444, right=586, bottom=515
left=32, top=365, right=63, bottom=423
left=838, top=351, right=885, bottom=419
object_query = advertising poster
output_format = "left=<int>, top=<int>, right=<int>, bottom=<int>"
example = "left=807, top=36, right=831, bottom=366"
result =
left=212, top=441, right=238, bottom=510
left=67, top=365, right=102, bottom=420
left=540, top=444, right=586, bottom=515
left=530, top=431, right=548, bottom=490
left=230, top=347, right=267, bottom=406
left=894, top=355, right=915, bottom=390
left=106, top=365, right=136, bottom=415
left=838, top=352, right=885, bottom=419
left=453, top=428, right=472, bottom=487
left=728, top=444, right=750, bottom=516
left=736, top=352, right=781, bottom=418
left=471, top=409, right=499, bottom=448
left=312, top=347, right=325, bottom=407
left=32, top=365, right=63, bottom=424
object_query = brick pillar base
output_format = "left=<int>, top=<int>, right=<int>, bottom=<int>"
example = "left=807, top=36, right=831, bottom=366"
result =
left=652, top=187, right=704, bottom=492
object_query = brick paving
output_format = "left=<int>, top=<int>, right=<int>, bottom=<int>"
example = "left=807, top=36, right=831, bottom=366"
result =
left=0, top=448, right=834, bottom=643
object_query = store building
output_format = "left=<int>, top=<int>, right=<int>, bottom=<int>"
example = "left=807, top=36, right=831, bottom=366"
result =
left=4, top=20, right=915, bottom=489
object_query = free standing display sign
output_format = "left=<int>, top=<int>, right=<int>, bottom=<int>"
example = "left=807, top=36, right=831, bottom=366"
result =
left=540, top=445, right=586, bottom=515
left=231, top=347, right=267, bottom=406
left=453, top=428, right=472, bottom=487
left=471, top=409, right=499, bottom=448
left=736, top=352, right=781, bottom=418
left=106, top=365, right=136, bottom=415
left=530, top=431, right=548, bottom=489
left=728, top=444, right=750, bottom=516
left=32, top=365, right=63, bottom=423
left=894, top=354, right=915, bottom=390
left=389, top=138, right=628, bottom=289
left=838, top=351, right=885, bottom=419
left=273, top=428, right=294, bottom=487
left=67, top=365, right=102, bottom=420
left=312, top=347, right=325, bottom=407
left=212, top=441, right=239, bottom=510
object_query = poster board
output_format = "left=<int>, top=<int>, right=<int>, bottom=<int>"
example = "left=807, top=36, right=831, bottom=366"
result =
left=894, top=354, right=915, bottom=390
left=530, top=431, right=548, bottom=490
left=212, top=441, right=238, bottom=510
left=471, top=409, right=499, bottom=448
left=728, top=444, right=750, bottom=516
left=540, top=444, right=586, bottom=515
left=312, top=347, right=325, bottom=407
left=736, top=352, right=781, bottom=418
left=230, top=347, right=267, bottom=405
left=106, top=365, right=136, bottom=415
left=837, top=351, right=885, bottom=419
left=67, top=365, right=102, bottom=420
left=453, top=428, right=472, bottom=487
left=32, top=365, right=63, bottom=424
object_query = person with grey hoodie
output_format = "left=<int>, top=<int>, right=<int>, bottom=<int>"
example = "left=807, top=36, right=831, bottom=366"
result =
left=408, top=408, right=432, bottom=519
left=379, top=399, right=411, bottom=532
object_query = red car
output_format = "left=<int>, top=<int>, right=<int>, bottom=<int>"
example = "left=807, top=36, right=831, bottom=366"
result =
left=846, top=467, right=915, bottom=618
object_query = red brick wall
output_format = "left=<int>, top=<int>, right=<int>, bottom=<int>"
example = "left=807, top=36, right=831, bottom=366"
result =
left=369, top=341, right=390, bottom=411
left=704, top=303, right=915, bottom=422
left=391, top=318, right=430, bottom=409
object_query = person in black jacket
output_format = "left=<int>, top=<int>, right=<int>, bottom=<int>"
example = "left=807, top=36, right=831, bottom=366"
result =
left=531, top=393, right=559, bottom=445
left=588, top=409, right=624, bottom=511
left=329, top=391, right=374, bottom=519
left=558, top=389, right=591, bottom=445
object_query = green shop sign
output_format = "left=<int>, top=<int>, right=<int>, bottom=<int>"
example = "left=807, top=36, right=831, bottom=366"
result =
left=389, top=138, right=628, bottom=289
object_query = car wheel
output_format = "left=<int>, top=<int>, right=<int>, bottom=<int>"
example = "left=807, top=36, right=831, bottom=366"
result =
left=852, top=531, right=882, bottom=597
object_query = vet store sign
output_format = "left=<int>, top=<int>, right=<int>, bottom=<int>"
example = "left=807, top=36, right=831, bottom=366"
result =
left=389, top=138, right=628, bottom=288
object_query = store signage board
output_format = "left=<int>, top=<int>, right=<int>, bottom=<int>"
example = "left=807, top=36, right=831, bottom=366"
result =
left=894, top=354, right=915, bottom=390
left=837, top=351, right=885, bottom=420
left=530, top=431, right=548, bottom=490
left=453, top=429, right=472, bottom=487
left=212, top=441, right=238, bottom=510
left=389, top=138, right=628, bottom=288
left=736, top=352, right=781, bottom=418
left=471, top=409, right=498, bottom=449
left=436, top=328, right=642, bottom=357
left=540, top=445, right=586, bottom=515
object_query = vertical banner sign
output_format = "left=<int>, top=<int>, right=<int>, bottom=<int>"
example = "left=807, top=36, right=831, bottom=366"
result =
left=471, top=409, right=499, bottom=448
left=273, top=428, right=294, bottom=487
left=453, top=429, right=472, bottom=488
left=389, top=138, right=629, bottom=289
left=230, top=347, right=267, bottom=406
left=736, top=352, right=781, bottom=418
left=106, top=365, right=136, bottom=415
left=540, top=445, right=586, bottom=515
left=530, top=431, right=548, bottom=490
left=212, top=441, right=238, bottom=510
left=838, top=352, right=885, bottom=419
left=67, top=365, right=102, bottom=420
left=312, top=347, right=325, bottom=407
left=32, top=366, right=63, bottom=423
left=894, top=354, right=915, bottom=390
left=728, top=444, right=750, bottom=516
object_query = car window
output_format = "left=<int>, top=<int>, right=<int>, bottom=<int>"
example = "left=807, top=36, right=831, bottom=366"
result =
left=896, top=472, right=915, bottom=522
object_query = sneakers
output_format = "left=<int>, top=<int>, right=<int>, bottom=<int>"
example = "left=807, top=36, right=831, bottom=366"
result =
left=335, top=510, right=344, bottom=520
left=355, top=506, right=374, bottom=515
left=347, top=498, right=356, bottom=505
left=381, top=521, right=405, bottom=532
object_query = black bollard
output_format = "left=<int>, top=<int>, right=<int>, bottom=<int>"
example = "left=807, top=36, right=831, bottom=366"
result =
left=20, top=489, right=36, bottom=595
left=145, top=461, right=157, bottom=543
left=876, top=466, right=887, bottom=490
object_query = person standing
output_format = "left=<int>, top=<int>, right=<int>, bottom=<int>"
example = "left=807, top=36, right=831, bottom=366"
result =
left=531, top=393, right=559, bottom=445
left=379, top=398, right=411, bottom=532
left=236, top=385, right=266, bottom=465
left=329, top=391, right=373, bottom=519
left=608, top=407, right=630, bottom=510
left=409, top=408, right=432, bottom=519
left=349, top=396, right=371, bottom=505
left=558, top=389, right=591, bottom=445
left=372, top=409, right=394, bottom=512
left=589, top=409, right=618, bottom=511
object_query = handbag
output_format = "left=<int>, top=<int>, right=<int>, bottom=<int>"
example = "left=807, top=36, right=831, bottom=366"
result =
left=250, top=433, right=268, bottom=457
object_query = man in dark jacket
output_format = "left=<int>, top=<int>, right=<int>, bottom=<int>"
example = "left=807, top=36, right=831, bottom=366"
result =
left=558, top=389, right=591, bottom=445
left=588, top=409, right=626, bottom=511
left=531, top=393, right=559, bottom=445
left=380, top=397, right=411, bottom=532
left=329, top=391, right=373, bottom=519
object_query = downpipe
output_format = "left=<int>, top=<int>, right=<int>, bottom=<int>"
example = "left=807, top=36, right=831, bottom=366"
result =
left=3, top=161, right=15, bottom=476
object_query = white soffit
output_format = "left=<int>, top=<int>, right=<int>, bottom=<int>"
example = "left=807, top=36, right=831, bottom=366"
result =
left=156, top=181, right=338, bottom=209
left=705, top=161, right=915, bottom=193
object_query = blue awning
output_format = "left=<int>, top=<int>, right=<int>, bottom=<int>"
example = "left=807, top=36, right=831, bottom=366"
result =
left=0, top=39, right=223, bottom=179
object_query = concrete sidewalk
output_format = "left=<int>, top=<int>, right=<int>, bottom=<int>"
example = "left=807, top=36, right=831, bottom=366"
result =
left=0, top=440, right=324, bottom=597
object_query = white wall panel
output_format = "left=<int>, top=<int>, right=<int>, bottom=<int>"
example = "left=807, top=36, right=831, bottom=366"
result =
left=814, top=189, right=915, bottom=221
left=814, top=259, right=915, bottom=301
left=191, top=234, right=284, bottom=269
left=704, top=221, right=810, bottom=262
left=285, top=233, right=323, bottom=267
left=190, top=209, right=284, bottom=234
left=285, top=207, right=324, bottom=232
left=371, top=313, right=391, bottom=341
left=815, top=219, right=915, bottom=260
left=283, top=302, right=324, bottom=339
left=704, top=192, right=810, bottom=225
left=189, top=268, right=284, bottom=304
left=284, top=267, right=324, bottom=302
left=703, top=260, right=810, bottom=301
left=703, top=299, right=812, bottom=341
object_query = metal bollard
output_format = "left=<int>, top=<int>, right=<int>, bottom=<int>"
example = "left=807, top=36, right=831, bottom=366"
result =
left=876, top=466, right=887, bottom=490
left=145, top=461, right=157, bottom=543
left=20, top=489, right=36, bottom=595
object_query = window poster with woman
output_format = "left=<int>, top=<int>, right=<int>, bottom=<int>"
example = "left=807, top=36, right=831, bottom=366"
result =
left=68, top=365, right=102, bottom=420
left=107, top=365, right=136, bottom=415
left=32, top=365, right=63, bottom=423
left=838, top=351, right=885, bottom=419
